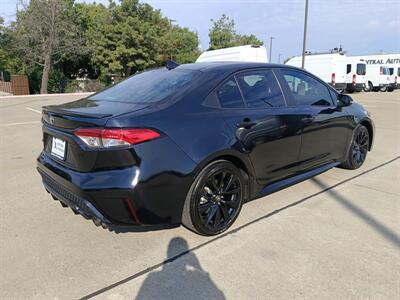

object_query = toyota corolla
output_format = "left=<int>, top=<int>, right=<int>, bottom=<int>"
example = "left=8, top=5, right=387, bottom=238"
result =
left=37, top=62, right=374, bottom=235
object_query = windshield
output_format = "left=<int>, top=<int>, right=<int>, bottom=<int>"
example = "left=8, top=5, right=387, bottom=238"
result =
left=356, top=64, right=366, bottom=75
left=89, top=68, right=200, bottom=103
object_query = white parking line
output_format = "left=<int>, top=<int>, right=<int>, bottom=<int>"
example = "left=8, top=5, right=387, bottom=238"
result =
left=25, top=107, right=42, bottom=114
left=0, top=121, right=41, bottom=127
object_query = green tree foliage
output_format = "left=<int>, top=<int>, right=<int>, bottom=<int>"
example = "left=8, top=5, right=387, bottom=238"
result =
left=208, top=14, right=263, bottom=50
left=12, top=0, right=85, bottom=93
left=86, top=0, right=199, bottom=77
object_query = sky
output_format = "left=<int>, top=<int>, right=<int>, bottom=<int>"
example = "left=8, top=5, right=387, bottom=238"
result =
left=1, top=0, right=399, bottom=62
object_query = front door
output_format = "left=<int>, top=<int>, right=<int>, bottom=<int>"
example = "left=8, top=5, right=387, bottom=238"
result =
left=277, top=68, right=350, bottom=171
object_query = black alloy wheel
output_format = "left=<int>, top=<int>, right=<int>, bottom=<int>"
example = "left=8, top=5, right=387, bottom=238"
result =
left=352, top=126, right=369, bottom=167
left=182, top=160, right=244, bottom=235
left=340, top=125, right=369, bottom=170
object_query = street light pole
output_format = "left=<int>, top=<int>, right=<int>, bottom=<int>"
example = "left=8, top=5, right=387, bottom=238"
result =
left=301, top=0, right=309, bottom=69
left=269, top=36, right=275, bottom=63
left=278, top=53, right=282, bottom=64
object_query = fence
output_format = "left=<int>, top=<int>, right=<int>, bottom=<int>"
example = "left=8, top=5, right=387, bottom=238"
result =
left=0, top=75, right=30, bottom=95
left=0, top=80, right=13, bottom=94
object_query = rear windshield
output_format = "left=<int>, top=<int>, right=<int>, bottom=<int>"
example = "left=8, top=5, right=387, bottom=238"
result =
left=89, top=68, right=200, bottom=103
left=356, top=64, right=366, bottom=75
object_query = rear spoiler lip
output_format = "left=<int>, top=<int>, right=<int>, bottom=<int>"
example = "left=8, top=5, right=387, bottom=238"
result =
left=42, top=106, right=112, bottom=119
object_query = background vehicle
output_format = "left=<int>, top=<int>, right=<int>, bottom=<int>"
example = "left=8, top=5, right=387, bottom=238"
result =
left=345, top=59, right=366, bottom=93
left=196, top=45, right=268, bottom=63
left=37, top=62, right=374, bottom=236
left=350, top=53, right=400, bottom=92
left=387, top=67, right=397, bottom=91
left=285, top=52, right=347, bottom=92
left=363, top=65, right=391, bottom=92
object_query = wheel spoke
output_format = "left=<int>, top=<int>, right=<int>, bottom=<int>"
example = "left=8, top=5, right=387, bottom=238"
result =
left=223, top=174, right=234, bottom=193
left=223, top=187, right=240, bottom=195
left=213, top=208, right=222, bottom=228
left=199, top=202, right=213, bottom=213
left=220, top=203, right=230, bottom=221
left=206, top=205, right=218, bottom=224
left=225, top=199, right=239, bottom=208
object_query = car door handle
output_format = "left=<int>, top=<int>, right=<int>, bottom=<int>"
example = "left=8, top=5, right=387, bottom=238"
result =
left=236, top=119, right=257, bottom=129
left=301, top=115, right=315, bottom=124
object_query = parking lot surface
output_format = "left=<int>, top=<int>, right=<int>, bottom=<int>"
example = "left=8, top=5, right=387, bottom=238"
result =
left=1, top=91, right=399, bottom=299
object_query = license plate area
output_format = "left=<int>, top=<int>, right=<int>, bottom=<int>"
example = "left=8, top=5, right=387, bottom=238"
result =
left=51, top=137, right=66, bottom=160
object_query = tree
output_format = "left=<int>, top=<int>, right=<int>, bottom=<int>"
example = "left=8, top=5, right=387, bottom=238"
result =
left=85, top=0, right=199, bottom=77
left=208, top=14, right=263, bottom=50
left=12, top=0, right=84, bottom=93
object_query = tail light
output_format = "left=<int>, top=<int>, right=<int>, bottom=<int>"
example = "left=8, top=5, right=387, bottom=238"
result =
left=331, top=73, right=336, bottom=85
left=395, top=76, right=397, bottom=84
left=74, top=128, right=160, bottom=148
left=352, top=74, right=356, bottom=85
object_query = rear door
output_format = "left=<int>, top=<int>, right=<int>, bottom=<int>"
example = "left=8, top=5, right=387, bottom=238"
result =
left=277, top=68, right=351, bottom=171
left=217, top=68, right=303, bottom=184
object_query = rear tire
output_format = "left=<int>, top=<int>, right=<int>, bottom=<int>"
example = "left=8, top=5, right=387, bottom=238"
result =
left=182, top=160, right=245, bottom=236
left=339, top=125, right=369, bottom=170
left=380, top=85, right=387, bottom=92
left=363, top=82, right=373, bottom=92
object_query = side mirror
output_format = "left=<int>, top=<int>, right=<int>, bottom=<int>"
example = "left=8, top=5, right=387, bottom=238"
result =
left=337, top=94, right=352, bottom=107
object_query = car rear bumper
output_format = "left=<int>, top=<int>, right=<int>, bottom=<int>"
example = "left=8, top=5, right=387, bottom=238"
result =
left=346, top=83, right=365, bottom=92
left=37, top=133, right=197, bottom=228
left=330, top=82, right=346, bottom=91
left=37, top=152, right=142, bottom=227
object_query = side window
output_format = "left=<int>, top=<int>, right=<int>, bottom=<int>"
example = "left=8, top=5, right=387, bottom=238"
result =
left=346, top=64, right=351, bottom=74
left=397, top=67, right=400, bottom=77
left=280, top=69, right=334, bottom=106
left=236, top=69, right=285, bottom=108
left=216, top=76, right=245, bottom=108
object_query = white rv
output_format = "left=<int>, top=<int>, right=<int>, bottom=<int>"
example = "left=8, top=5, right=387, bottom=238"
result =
left=345, top=59, right=366, bottom=93
left=285, top=53, right=347, bottom=92
left=196, top=45, right=268, bottom=63
left=350, top=54, right=400, bottom=91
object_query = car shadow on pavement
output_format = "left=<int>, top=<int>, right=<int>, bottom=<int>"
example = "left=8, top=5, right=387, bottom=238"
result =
left=135, top=237, right=226, bottom=300
left=311, top=177, right=400, bottom=249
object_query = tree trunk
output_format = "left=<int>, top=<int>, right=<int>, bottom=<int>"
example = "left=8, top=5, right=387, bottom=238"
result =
left=40, top=54, right=51, bottom=94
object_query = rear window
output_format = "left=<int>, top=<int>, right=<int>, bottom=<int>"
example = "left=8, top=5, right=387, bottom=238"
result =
left=346, top=64, right=351, bottom=74
left=398, top=67, right=400, bottom=77
left=236, top=69, right=285, bottom=108
left=89, top=68, right=200, bottom=103
left=356, top=64, right=366, bottom=75
left=388, top=68, right=394, bottom=75
left=216, top=76, right=245, bottom=108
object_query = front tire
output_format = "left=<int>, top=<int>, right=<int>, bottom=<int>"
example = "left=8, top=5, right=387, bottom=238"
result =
left=182, top=160, right=245, bottom=236
left=340, top=125, right=369, bottom=170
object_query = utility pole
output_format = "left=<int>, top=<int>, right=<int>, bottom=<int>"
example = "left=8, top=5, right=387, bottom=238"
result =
left=269, top=36, right=275, bottom=63
left=278, top=53, right=282, bottom=64
left=301, top=0, right=309, bottom=69
left=169, top=19, right=177, bottom=60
